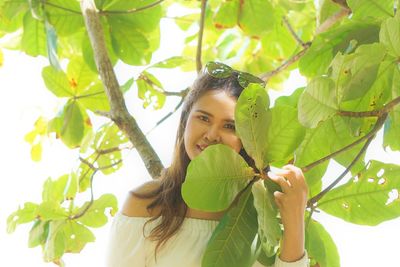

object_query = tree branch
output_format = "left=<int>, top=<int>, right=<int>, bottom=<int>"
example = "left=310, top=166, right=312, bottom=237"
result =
left=338, top=96, right=400, bottom=117
left=99, top=0, right=165, bottom=15
left=282, top=16, right=308, bottom=48
left=315, top=8, right=351, bottom=35
left=302, top=113, right=388, bottom=173
left=307, top=134, right=375, bottom=207
left=196, top=0, right=207, bottom=73
left=80, top=0, right=164, bottom=179
left=260, top=43, right=311, bottom=81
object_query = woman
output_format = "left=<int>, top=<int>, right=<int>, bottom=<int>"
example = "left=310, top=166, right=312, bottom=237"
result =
left=106, top=62, right=309, bottom=267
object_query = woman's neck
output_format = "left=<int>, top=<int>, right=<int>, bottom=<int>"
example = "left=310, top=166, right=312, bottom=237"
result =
left=185, top=207, right=225, bottom=221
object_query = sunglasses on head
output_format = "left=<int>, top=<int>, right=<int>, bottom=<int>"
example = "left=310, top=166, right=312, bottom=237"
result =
left=204, top=61, right=266, bottom=88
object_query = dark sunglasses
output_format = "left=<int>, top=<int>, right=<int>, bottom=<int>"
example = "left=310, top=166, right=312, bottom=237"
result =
left=204, top=61, right=266, bottom=88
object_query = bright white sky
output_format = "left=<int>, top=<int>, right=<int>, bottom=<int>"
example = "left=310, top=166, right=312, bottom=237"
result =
left=1, top=16, right=400, bottom=267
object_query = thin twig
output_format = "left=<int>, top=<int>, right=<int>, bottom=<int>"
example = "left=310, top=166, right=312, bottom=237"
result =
left=338, top=96, right=400, bottom=118
left=145, top=95, right=186, bottom=135
left=196, top=0, right=207, bottom=73
left=282, top=16, right=307, bottom=47
left=307, top=134, right=375, bottom=207
left=302, top=114, right=388, bottom=172
left=99, top=0, right=165, bottom=15
left=139, top=74, right=189, bottom=97
left=260, top=43, right=311, bottom=81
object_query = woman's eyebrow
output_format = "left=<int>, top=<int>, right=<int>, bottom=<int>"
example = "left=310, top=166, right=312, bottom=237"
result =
left=194, top=109, right=235, bottom=123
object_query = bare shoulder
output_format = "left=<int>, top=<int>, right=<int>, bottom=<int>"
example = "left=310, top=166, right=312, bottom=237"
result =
left=121, top=179, right=161, bottom=218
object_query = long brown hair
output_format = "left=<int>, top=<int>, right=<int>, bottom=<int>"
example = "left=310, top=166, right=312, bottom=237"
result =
left=132, top=71, right=256, bottom=258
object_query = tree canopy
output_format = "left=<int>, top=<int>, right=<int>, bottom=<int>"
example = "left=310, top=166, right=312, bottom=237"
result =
left=2, top=0, right=400, bottom=266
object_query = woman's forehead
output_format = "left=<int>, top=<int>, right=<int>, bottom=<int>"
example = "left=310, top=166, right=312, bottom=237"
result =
left=191, top=90, right=237, bottom=117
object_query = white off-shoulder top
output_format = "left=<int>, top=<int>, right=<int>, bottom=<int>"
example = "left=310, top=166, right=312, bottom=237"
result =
left=106, top=212, right=309, bottom=267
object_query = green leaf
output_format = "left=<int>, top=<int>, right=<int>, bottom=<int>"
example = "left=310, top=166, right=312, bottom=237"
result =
left=299, top=21, right=380, bottom=77
left=136, top=71, right=166, bottom=110
left=318, top=0, right=341, bottom=25
left=306, top=218, right=340, bottom=267
left=45, top=0, right=84, bottom=36
left=31, top=143, right=42, bottom=162
left=384, top=66, right=400, bottom=150
left=42, top=175, right=68, bottom=203
left=21, top=12, right=47, bottom=57
left=298, top=77, right=338, bottom=128
left=251, top=181, right=281, bottom=256
left=150, top=56, right=187, bottom=69
left=44, top=19, right=61, bottom=70
left=28, top=220, right=49, bottom=248
left=77, top=194, right=118, bottom=227
left=49, top=101, right=85, bottom=148
left=330, top=43, right=386, bottom=102
left=264, top=105, right=306, bottom=164
left=213, top=0, right=239, bottom=29
left=318, top=160, right=400, bottom=225
left=120, top=77, right=134, bottom=94
left=347, top=0, right=394, bottom=21
left=43, top=220, right=66, bottom=262
left=42, top=66, right=73, bottom=97
left=0, top=1, right=28, bottom=32
left=235, top=83, right=270, bottom=170
left=7, top=202, right=38, bottom=233
left=62, top=221, right=95, bottom=253
left=238, top=0, right=274, bottom=37
left=182, top=144, right=254, bottom=212
left=67, top=58, right=98, bottom=95
left=37, top=201, right=68, bottom=220
left=380, top=12, right=400, bottom=57
left=77, top=83, right=110, bottom=113
left=202, top=186, right=259, bottom=267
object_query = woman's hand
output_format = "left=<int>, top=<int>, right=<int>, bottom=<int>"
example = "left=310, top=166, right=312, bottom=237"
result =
left=267, top=164, right=309, bottom=262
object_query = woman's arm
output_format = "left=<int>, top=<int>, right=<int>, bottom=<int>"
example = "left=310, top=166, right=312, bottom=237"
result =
left=267, top=164, right=308, bottom=262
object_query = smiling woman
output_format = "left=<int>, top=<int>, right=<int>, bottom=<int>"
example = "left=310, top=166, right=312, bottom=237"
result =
left=106, top=63, right=310, bottom=267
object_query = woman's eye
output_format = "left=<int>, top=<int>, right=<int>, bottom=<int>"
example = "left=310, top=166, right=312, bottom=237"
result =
left=225, top=124, right=236, bottom=130
left=198, top=115, right=209, bottom=122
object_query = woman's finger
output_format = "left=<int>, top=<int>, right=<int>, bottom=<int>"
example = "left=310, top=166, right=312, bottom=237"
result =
left=267, top=171, right=291, bottom=192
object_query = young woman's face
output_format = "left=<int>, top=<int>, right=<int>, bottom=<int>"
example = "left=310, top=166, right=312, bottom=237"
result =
left=184, top=90, right=242, bottom=160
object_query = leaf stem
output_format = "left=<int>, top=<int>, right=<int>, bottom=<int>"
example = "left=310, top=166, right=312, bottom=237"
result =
left=338, top=96, right=400, bottom=117
left=196, top=0, right=207, bottom=73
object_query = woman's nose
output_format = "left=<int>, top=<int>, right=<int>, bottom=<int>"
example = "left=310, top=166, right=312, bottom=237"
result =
left=204, top=125, right=221, bottom=143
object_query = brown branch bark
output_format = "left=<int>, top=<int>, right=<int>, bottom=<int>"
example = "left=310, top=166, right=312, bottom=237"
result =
left=196, top=0, right=207, bottom=73
left=282, top=16, right=308, bottom=48
left=80, top=0, right=164, bottom=179
left=315, top=8, right=351, bottom=35
left=302, top=113, right=388, bottom=173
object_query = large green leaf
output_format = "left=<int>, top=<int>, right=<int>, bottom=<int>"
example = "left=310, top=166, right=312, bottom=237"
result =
left=77, top=83, right=110, bottom=113
left=306, top=218, right=340, bottom=267
left=42, top=66, right=73, bottom=97
left=67, top=58, right=98, bottom=95
left=202, top=186, right=259, bottom=267
left=43, top=220, right=66, bottom=262
left=182, top=144, right=255, bottom=212
left=235, top=84, right=270, bottom=170
left=299, top=21, right=380, bottom=77
left=330, top=43, right=386, bottom=102
left=77, top=194, right=118, bottom=228
left=238, top=0, right=274, bottom=36
left=48, top=101, right=86, bottom=148
left=380, top=12, right=400, bottom=57
left=298, top=76, right=338, bottom=128
left=45, top=0, right=84, bottom=36
left=62, top=221, right=95, bottom=253
left=21, top=12, right=47, bottom=56
left=318, top=160, right=400, bottom=225
left=251, top=181, right=281, bottom=257
left=7, top=202, right=38, bottom=233
left=347, top=0, right=394, bottom=21
left=264, top=105, right=306, bottom=164
left=383, top=65, right=400, bottom=151
left=28, top=220, right=49, bottom=248
left=213, top=0, right=239, bottom=29
left=0, top=0, right=28, bottom=32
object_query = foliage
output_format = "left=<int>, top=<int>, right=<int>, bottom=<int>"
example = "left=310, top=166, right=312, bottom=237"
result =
left=2, top=0, right=400, bottom=266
